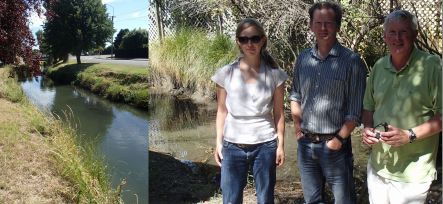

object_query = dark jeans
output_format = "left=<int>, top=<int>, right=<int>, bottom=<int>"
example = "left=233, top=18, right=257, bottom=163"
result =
left=221, top=139, right=277, bottom=204
left=297, top=136, right=355, bottom=204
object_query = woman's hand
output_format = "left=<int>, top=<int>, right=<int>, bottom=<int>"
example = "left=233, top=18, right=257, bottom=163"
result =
left=276, top=146, right=285, bottom=167
left=214, top=143, right=223, bottom=167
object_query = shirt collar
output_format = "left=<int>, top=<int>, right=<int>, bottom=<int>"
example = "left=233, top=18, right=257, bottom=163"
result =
left=310, top=41, right=341, bottom=60
left=385, top=46, right=418, bottom=73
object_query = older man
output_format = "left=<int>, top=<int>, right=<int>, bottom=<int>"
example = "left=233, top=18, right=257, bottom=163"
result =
left=362, top=10, right=442, bottom=204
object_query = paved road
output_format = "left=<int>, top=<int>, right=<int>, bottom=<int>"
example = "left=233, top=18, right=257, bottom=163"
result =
left=71, top=55, right=149, bottom=67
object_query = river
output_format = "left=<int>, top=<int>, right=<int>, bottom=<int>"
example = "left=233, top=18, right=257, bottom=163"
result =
left=20, top=76, right=148, bottom=203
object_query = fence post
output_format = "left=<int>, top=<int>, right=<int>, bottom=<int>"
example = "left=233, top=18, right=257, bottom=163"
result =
left=219, top=14, right=223, bottom=35
left=155, top=0, right=163, bottom=43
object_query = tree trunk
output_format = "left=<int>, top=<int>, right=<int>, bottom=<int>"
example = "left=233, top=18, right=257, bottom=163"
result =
left=76, top=53, right=81, bottom=64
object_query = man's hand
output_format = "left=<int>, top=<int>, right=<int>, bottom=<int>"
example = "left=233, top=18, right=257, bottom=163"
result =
left=214, top=144, right=223, bottom=167
left=362, top=127, right=380, bottom=146
left=276, top=146, right=285, bottom=167
left=295, top=123, right=303, bottom=140
left=326, top=138, right=342, bottom=150
left=380, top=125, right=410, bottom=147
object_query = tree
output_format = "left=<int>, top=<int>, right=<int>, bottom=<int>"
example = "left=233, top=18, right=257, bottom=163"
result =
left=0, top=0, right=44, bottom=72
left=113, top=29, right=129, bottom=50
left=120, top=29, right=148, bottom=49
left=43, top=0, right=114, bottom=64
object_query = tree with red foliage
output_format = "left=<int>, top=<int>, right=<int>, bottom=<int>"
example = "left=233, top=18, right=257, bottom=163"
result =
left=0, top=0, right=44, bottom=73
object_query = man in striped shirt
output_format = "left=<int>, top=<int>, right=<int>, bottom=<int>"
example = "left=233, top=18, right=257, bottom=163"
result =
left=289, top=1, right=367, bottom=203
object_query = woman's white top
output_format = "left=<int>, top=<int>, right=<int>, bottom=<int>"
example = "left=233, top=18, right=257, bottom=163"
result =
left=211, top=59, right=288, bottom=144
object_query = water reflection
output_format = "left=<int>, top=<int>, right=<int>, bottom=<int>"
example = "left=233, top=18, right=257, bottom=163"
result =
left=21, top=76, right=148, bottom=203
left=148, top=94, right=217, bottom=162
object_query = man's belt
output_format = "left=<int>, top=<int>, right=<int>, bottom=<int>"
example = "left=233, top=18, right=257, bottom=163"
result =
left=303, top=132, right=335, bottom=143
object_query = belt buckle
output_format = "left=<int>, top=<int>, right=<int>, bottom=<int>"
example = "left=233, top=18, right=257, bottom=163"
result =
left=236, top=144, right=251, bottom=148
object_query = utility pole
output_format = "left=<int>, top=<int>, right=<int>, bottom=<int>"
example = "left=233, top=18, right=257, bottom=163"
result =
left=106, top=4, right=115, bottom=58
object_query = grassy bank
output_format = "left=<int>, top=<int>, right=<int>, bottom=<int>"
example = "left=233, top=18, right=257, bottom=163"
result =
left=45, top=62, right=149, bottom=109
left=0, top=66, right=121, bottom=203
left=149, top=28, right=237, bottom=97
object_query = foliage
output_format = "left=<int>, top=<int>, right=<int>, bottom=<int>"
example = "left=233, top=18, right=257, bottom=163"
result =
left=156, top=0, right=312, bottom=71
left=0, top=0, right=43, bottom=72
left=43, top=0, right=114, bottom=64
left=113, top=29, right=129, bottom=50
left=120, top=29, right=149, bottom=49
left=149, top=28, right=237, bottom=95
left=339, top=0, right=386, bottom=69
left=154, top=0, right=441, bottom=72
left=153, top=0, right=231, bottom=32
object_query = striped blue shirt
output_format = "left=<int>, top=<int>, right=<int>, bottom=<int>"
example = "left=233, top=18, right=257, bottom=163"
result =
left=289, top=41, right=367, bottom=134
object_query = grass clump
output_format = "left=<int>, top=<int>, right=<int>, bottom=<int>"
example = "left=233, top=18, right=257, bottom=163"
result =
left=149, top=28, right=237, bottom=93
left=46, top=63, right=149, bottom=109
left=0, top=66, right=121, bottom=203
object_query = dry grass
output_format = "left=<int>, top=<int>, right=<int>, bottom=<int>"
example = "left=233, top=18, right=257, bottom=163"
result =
left=0, top=67, right=119, bottom=203
left=0, top=98, right=75, bottom=203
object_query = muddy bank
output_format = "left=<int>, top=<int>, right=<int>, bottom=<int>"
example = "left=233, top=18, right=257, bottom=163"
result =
left=149, top=147, right=442, bottom=204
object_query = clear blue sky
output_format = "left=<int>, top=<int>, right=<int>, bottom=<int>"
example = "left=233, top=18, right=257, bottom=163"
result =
left=29, top=0, right=149, bottom=46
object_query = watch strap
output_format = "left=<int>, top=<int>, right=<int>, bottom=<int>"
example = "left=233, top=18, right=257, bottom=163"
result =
left=334, top=134, right=345, bottom=144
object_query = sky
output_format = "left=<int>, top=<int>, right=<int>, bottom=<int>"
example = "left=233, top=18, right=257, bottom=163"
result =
left=29, top=0, right=149, bottom=46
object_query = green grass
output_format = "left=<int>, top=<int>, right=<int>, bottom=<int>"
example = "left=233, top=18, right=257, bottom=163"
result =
left=46, top=63, right=149, bottom=109
left=149, top=28, right=238, bottom=92
left=0, top=66, right=121, bottom=203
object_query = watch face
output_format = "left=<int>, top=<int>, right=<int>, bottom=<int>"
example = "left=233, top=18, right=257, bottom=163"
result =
left=408, top=129, right=417, bottom=143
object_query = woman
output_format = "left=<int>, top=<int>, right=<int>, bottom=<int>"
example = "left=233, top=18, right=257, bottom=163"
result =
left=211, top=18, right=287, bottom=204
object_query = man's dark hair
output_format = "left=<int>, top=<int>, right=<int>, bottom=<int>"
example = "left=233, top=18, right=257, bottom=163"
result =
left=308, top=1, right=343, bottom=28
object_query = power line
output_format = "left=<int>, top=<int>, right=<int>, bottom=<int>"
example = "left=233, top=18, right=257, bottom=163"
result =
left=114, top=16, right=147, bottom=22
left=115, top=7, right=149, bottom=17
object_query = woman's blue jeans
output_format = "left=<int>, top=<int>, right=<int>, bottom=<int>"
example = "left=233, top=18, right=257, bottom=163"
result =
left=221, top=139, right=277, bottom=204
left=297, top=137, right=355, bottom=204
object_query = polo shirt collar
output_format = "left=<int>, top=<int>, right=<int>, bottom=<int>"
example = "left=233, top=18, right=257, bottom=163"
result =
left=311, top=41, right=341, bottom=60
left=385, top=46, right=418, bottom=73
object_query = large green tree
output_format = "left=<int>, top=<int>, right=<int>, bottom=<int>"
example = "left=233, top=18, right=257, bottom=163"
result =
left=120, top=29, right=148, bottom=49
left=43, top=0, right=114, bottom=64
left=113, top=29, right=129, bottom=50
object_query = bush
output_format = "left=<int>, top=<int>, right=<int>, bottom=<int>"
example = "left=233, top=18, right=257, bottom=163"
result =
left=114, top=48, right=148, bottom=58
left=149, top=28, right=237, bottom=92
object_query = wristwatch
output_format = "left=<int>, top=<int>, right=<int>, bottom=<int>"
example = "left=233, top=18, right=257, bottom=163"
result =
left=408, top=128, right=417, bottom=143
left=334, top=134, right=345, bottom=144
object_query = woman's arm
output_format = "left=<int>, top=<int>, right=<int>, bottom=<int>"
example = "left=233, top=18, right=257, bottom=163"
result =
left=215, top=85, right=228, bottom=167
left=273, top=84, right=285, bottom=167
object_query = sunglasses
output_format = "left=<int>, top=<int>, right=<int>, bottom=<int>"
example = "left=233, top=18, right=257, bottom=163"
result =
left=237, top=35, right=262, bottom=44
left=372, top=122, right=389, bottom=139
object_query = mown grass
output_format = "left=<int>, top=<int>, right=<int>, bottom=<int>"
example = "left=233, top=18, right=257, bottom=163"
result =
left=149, top=28, right=238, bottom=94
left=45, top=63, right=149, bottom=109
left=0, top=66, right=122, bottom=203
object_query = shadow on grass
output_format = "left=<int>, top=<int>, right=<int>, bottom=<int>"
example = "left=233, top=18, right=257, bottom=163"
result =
left=149, top=150, right=220, bottom=203
left=46, top=63, right=97, bottom=85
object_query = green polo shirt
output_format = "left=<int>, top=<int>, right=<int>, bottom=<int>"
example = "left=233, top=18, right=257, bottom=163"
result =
left=363, top=47, right=442, bottom=182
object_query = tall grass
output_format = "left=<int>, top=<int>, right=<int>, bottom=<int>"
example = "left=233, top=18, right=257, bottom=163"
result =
left=46, top=63, right=149, bottom=109
left=0, top=67, right=120, bottom=203
left=149, top=28, right=238, bottom=93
